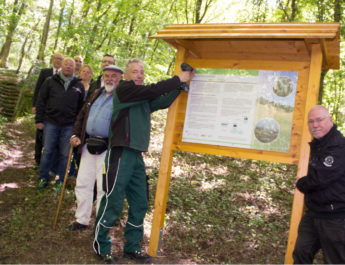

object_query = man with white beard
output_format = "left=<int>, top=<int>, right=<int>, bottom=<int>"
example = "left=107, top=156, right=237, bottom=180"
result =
left=67, top=65, right=123, bottom=231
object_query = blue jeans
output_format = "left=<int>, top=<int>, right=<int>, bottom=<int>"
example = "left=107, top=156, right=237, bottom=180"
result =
left=39, top=121, right=73, bottom=183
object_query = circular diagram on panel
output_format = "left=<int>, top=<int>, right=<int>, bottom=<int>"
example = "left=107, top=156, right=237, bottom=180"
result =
left=272, top=76, right=293, bottom=97
left=254, top=118, right=280, bottom=143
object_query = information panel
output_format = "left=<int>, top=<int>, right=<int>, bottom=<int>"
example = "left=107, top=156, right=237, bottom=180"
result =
left=182, top=69, right=298, bottom=153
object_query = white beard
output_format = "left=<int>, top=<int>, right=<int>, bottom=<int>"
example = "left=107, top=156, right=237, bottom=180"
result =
left=104, top=84, right=115, bottom=93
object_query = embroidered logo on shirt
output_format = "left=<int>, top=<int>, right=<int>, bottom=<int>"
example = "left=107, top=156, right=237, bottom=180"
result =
left=73, top=87, right=82, bottom=93
left=323, top=155, right=334, bottom=167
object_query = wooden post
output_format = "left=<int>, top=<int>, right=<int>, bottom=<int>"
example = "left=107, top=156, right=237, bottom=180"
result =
left=148, top=46, right=187, bottom=257
left=147, top=23, right=339, bottom=263
left=284, top=43, right=323, bottom=264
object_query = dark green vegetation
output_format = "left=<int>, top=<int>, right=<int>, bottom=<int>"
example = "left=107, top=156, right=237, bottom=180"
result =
left=0, top=113, right=298, bottom=264
left=160, top=155, right=296, bottom=264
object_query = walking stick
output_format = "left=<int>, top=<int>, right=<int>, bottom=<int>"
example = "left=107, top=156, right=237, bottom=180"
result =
left=53, top=146, right=73, bottom=228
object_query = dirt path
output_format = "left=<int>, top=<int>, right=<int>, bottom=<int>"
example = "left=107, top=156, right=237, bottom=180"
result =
left=0, top=120, right=35, bottom=171
left=0, top=119, right=188, bottom=264
left=0, top=119, right=36, bottom=213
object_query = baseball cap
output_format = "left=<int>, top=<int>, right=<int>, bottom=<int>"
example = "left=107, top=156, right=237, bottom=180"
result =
left=103, top=65, right=123, bottom=74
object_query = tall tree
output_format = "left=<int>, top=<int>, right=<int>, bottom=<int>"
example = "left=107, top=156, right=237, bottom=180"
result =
left=276, top=0, right=301, bottom=21
left=318, top=0, right=343, bottom=103
left=195, top=0, right=214, bottom=23
left=243, top=0, right=269, bottom=22
left=37, top=0, right=54, bottom=61
left=0, top=0, right=26, bottom=68
left=53, top=0, right=66, bottom=52
left=63, top=0, right=76, bottom=54
left=16, top=20, right=40, bottom=73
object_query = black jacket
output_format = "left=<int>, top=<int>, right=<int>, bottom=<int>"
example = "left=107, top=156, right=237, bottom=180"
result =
left=32, top=68, right=54, bottom=107
left=35, top=74, right=85, bottom=126
left=296, top=125, right=345, bottom=217
left=72, top=87, right=104, bottom=154
left=109, top=76, right=181, bottom=152
left=87, top=75, right=102, bottom=102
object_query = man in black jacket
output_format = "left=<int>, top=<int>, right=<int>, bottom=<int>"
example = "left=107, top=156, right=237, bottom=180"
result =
left=32, top=53, right=64, bottom=112
left=32, top=52, right=64, bottom=165
left=35, top=58, right=84, bottom=189
left=293, top=105, right=345, bottom=264
left=86, top=54, right=115, bottom=101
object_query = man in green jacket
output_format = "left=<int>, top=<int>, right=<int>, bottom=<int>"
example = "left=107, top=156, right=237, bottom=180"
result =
left=93, top=59, right=195, bottom=264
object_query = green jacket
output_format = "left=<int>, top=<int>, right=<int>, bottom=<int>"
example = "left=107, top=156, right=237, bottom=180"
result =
left=109, top=76, right=181, bottom=152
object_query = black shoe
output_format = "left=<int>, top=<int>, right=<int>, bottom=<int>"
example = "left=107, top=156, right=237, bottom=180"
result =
left=67, top=222, right=88, bottom=231
left=98, top=253, right=118, bottom=264
left=123, top=250, right=150, bottom=262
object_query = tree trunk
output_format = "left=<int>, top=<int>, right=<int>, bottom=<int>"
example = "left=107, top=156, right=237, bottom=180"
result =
left=83, top=0, right=104, bottom=59
left=291, top=0, right=296, bottom=21
left=63, top=0, right=75, bottom=54
left=53, top=1, right=66, bottom=52
left=0, top=0, right=26, bottom=68
left=195, top=0, right=202, bottom=23
left=185, top=0, right=189, bottom=23
left=334, top=0, right=341, bottom=22
left=318, top=0, right=342, bottom=103
left=194, top=0, right=214, bottom=23
left=16, top=20, right=39, bottom=74
left=37, top=0, right=54, bottom=61
left=16, top=33, right=29, bottom=73
left=318, top=70, right=328, bottom=104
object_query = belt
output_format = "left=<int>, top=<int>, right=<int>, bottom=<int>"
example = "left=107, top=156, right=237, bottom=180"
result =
left=87, top=135, right=108, bottom=142
left=132, top=148, right=142, bottom=153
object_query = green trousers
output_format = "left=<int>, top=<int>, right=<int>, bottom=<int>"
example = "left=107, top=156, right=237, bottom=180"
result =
left=93, top=146, right=148, bottom=255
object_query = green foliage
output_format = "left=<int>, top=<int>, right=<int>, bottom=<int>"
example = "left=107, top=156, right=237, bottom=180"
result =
left=0, top=114, right=8, bottom=146
left=242, top=0, right=345, bottom=131
left=322, top=50, right=345, bottom=133
left=160, top=153, right=296, bottom=263
left=0, top=0, right=222, bottom=82
left=0, top=115, right=9, bottom=156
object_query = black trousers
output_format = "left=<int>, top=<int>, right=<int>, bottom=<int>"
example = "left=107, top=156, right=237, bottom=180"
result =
left=34, top=129, right=43, bottom=164
left=293, top=212, right=345, bottom=264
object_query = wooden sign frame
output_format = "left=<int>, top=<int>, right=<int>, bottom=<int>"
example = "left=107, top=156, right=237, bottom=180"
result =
left=147, top=23, right=340, bottom=264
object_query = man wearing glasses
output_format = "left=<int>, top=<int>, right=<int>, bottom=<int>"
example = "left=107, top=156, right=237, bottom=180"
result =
left=32, top=52, right=64, bottom=166
left=87, top=54, right=115, bottom=101
left=293, top=105, right=345, bottom=264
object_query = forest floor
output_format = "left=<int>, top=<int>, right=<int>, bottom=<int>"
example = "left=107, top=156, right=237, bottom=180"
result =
left=0, top=113, right=315, bottom=264
left=0, top=115, right=188, bottom=264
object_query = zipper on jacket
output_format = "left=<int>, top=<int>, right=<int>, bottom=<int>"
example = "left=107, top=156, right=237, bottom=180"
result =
left=331, top=204, right=334, bottom=211
left=125, top=116, right=129, bottom=141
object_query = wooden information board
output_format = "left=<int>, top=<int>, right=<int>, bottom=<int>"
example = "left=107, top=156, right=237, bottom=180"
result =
left=148, top=23, right=340, bottom=264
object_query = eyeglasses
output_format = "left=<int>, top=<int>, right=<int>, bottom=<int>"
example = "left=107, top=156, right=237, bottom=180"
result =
left=308, top=116, right=329, bottom=125
left=102, top=60, right=115, bottom=64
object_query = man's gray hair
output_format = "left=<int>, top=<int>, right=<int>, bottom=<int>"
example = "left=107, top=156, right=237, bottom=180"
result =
left=309, top=105, right=331, bottom=117
left=125, top=59, right=143, bottom=72
left=63, top=57, right=76, bottom=64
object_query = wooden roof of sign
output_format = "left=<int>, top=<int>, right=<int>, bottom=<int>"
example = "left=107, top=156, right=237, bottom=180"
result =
left=150, top=23, right=340, bottom=69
